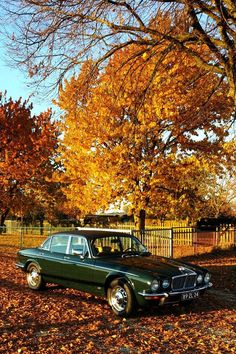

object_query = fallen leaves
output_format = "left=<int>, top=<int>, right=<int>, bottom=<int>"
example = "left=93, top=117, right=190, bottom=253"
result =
left=0, top=249, right=235, bottom=353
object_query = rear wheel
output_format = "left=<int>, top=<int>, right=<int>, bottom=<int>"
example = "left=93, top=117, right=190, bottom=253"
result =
left=107, top=278, right=136, bottom=316
left=26, top=263, right=45, bottom=290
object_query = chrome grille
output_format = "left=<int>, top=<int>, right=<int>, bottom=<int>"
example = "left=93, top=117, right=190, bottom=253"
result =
left=172, top=274, right=197, bottom=291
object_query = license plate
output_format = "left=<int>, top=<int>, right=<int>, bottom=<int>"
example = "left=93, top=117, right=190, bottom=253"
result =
left=181, top=291, right=199, bottom=301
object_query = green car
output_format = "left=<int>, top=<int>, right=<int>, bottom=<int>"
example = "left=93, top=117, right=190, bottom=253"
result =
left=16, top=229, right=212, bottom=316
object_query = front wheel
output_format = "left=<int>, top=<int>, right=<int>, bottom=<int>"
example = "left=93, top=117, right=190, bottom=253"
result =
left=107, top=279, right=136, bottom=316
left=26, top=263, right=45, bottom=290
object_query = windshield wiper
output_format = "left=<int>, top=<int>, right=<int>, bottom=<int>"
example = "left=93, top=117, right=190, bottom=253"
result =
left=121, top=251, right=139, bottom=258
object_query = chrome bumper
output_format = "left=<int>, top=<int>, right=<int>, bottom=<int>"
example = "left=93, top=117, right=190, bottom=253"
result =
left=16, top=262, right=25, bottom=269
left=138, top=282, right=213, bottom=298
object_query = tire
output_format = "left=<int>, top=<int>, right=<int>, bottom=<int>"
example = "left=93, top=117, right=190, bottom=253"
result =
left=26, top=262, right=45, bottom=290
left=107, top=278, right=136, bottom=316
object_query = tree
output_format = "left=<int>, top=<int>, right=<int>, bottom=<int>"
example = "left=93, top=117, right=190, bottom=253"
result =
left=156, top=156, right=236, bottom=223
left=200, top=170, right=236, bottom=219
left=0, top=94, right=59, bottom=228
left=56, top=43, right=234, bottom=227
left=3, top=1, right=236, bottom=106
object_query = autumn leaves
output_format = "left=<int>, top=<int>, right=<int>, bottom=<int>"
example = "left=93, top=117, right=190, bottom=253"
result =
left=55, top=42, right=234, bottom=222
left=1, top=4, right=235, bottom=225
left=0, top=95, right=58, bottom=226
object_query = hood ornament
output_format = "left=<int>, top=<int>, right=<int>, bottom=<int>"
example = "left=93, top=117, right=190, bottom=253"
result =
left=179, top=266, right=186, bottom=273
left=179, top=266, right=195, bottom=275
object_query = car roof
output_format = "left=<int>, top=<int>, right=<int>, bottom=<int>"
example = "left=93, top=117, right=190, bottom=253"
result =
left=50, top=229, right=133, bottom=240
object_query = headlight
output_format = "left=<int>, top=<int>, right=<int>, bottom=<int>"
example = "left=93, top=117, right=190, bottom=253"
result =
left=151, top=279, right=160, bottom=292
left=197, top=274, right=203, bottom=284
left=162, top=279, right=170, bottom=289
left=204, top=273, right=211, bottom=283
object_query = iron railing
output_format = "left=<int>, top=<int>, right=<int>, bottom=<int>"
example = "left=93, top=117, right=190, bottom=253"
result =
left=0, top=225, right=235, bottom=258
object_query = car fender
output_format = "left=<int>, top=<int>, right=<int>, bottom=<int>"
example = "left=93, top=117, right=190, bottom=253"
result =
left=104, top=272, right=135, bottom=296
left=24, top=259, right=42, bottom=273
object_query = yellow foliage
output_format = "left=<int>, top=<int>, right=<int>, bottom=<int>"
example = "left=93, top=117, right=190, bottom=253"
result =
left=55, top=41, right=234, bottom=218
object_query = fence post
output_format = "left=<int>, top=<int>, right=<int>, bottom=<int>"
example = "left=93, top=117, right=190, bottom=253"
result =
left=215, top=227, right=219, bottom=247
left=140, top=229, right=145, bottom=245
left=20, top=225, right=24, bottom=249
left=170, top=228, right=173, bottom=258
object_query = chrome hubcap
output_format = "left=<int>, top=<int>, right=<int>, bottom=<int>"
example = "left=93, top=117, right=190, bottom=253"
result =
left=28, top=268, right=40, bottom=286
left=111, top=286, right=128, bottom=312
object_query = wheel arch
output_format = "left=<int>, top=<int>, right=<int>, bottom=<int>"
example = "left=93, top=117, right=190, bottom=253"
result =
left=104, top=273, right=135, bottom=297
left=24, top=259, right=42, bottom=272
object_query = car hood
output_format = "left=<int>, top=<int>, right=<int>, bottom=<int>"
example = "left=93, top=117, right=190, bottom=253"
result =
left=107, top=255, right=203, bottom=277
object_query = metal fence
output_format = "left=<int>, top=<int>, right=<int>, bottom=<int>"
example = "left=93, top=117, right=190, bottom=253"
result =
left=0, top=225, right=235, bottom=258
left=0, top=225, right=72, bottom=250
left=172, top=226, right=236, bottom=257
left=133, top=227, right=236, bottom=257
left=132, top=229, right=173, bottom=258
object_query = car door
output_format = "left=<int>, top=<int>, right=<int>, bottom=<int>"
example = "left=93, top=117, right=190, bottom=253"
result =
left=60, top=235, right=96, bottom=293
left=38, top=234, right=70, bottom=281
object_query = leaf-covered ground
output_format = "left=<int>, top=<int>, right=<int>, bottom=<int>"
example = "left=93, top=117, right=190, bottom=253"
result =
left=0, top=249, right=235, bottom=353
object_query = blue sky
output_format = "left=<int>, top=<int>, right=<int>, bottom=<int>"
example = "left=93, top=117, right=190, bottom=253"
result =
left=0, top=47, right=55, bottom=115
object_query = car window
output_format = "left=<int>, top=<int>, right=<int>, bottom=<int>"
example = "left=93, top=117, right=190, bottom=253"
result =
left=50, top=235, right=69, bottom=254
left=91, top=235, right=147, bottom=256
left=41, top=238, right=51, bottom=251
left=69, top=236, right=89, bottom=257
left=92, top=237, right=122, bottom=256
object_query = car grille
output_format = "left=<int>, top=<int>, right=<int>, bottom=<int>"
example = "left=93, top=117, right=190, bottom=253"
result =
left=172, top=274, right=197, bottom=291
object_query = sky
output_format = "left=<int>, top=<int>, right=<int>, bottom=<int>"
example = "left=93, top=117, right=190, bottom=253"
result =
left=0, top=46, right=55, bottom=116
left=0, top=4, right=49, bottom=115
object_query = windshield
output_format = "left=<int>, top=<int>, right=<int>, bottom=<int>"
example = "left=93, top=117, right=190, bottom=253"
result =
left=90, top=235, right=148, bottom=257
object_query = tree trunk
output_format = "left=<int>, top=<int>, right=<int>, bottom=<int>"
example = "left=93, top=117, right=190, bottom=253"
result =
left=0, top=208, right=10, bottom=233
left=39, top=216, right=44, bottom=236
left=139, top=209, right=146, bottom=231
left=134, top=209, right=146, bottom=230
left=135, top=209, right=146, bottom=243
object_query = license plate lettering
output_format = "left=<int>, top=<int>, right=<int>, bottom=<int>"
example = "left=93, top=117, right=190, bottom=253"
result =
left=181, top=291, right=199, bottom=301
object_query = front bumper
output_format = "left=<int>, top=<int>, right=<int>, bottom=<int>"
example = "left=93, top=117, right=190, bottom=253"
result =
left=16, top=262, right=25, bottom=270
left=138, top=282, right=213, bottom=304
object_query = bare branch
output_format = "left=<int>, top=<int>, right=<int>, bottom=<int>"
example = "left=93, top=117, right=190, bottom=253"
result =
left=1, top=0, right=235, bottom=103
